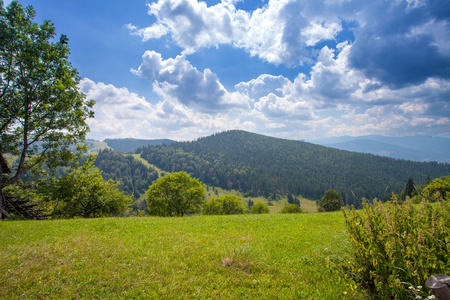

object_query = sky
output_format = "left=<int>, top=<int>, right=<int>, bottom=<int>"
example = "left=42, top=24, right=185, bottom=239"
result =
left=6, top=0, right=450, bottom=141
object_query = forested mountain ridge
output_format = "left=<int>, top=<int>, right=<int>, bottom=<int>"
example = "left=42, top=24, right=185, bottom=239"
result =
left=103, top=138, right=175, bottom=153
left=138, top=130, right=450, bottom=206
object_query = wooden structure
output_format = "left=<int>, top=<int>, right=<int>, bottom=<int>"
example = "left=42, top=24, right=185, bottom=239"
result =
left=2, top=194, right=48, bottom=220
left=426, top=274, right=450, bottom=300
left=0, top=153, right=11, bottom=219
left=1, top=153, right=47, bottom=220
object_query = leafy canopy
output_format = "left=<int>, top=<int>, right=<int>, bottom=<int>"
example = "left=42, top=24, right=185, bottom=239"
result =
left=317, top=189, right=343, bottom=212
left=280, top=203, right=303, bottom=214
left=423, top=177, right=450, bottom=201
left=146, top=171, right=204, bottom=217
left=0, top=1, right=94, bottom=190
left=202, top=195, right=246, bottom=215
left=250, top=202, right=270, bottom=214
left=43, top=156, right=132, bottom=218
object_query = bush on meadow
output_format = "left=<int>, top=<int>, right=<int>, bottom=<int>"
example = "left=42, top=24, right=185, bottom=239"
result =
left=342, top=198, right=450, bottom=299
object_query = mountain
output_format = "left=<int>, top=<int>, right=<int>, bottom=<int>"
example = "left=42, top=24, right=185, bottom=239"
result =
left=308, top=135, right=450, bottom=163
left=138, top=130, right=450, bottom=207
left=84, top=139, right=112, bottom=153
left=103, top=138, right=175, bottom=153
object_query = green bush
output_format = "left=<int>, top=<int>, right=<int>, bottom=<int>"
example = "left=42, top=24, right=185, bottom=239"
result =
left=342, top=199, right=450, bottom=299
left=250, top=202, right=269, bottom=214
left=423, top=178, right=450, bottom=201
left=280, top=204, right=303, bottom=214
left=202, top=195, right=246, bottom=215
left=317, top=189, right=343, bottom=212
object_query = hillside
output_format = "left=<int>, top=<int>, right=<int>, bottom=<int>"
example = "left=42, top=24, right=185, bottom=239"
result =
left=103, top=138, right=175, bottom=153
left=93, top=149, right=159, bottom=201
left=138, top=130, right=450, bottom=206
left=309, top=135, right=450, bottom=163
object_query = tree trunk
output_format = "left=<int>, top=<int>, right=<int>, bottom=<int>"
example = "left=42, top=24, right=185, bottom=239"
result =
left=1, top=162, right=3, bottom=220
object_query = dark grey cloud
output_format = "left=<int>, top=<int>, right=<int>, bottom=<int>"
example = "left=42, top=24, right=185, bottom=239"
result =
left=349, top=0, right=450, bottom=88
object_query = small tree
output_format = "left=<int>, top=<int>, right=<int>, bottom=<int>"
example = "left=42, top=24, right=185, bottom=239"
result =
left=250, top=202, right=270, bottom=214
left=203, top=195, right=246, bottom=215
left=45, top=156, right=131, bottom=218
left=280, top=203, right=303, bottom=214
left=317, top=189, right=343, bottom=212
left=404, top=177, right=416, bottom=199
left=146, top=172, right=204, bottom=217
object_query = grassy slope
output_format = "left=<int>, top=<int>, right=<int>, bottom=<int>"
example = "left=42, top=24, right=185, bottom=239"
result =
left=0, top=213, right=367, bottom=299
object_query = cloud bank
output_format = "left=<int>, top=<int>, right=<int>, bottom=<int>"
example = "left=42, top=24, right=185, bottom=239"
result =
left=84, top=0, right=450, bottom=141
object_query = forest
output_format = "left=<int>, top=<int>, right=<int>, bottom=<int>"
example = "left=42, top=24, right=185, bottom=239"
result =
left=93, top=149, right=159, bottom=200
left=137, top=130, right=450, bottom=207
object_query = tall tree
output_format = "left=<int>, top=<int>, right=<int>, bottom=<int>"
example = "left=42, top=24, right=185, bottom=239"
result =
left=0, top=1, right=94, bottom=218
left=404, top=177, right=416, bottom=199
left=146, top=172, right=204, bottom=217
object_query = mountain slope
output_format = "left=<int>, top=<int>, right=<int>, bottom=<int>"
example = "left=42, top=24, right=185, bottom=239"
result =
left=138, top=130, right=450, bottom=206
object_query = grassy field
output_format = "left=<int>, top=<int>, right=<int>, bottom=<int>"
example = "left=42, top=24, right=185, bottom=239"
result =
left=0, top=213, right=368, bottom=299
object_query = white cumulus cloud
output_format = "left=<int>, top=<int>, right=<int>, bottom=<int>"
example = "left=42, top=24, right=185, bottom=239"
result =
left=131, top=50, right=250, bottom=112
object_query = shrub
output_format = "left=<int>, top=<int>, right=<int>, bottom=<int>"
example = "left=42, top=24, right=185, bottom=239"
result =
left=342, top=198, right=450, bottom=299
left=280, top=204, right=303, bottom=214
left=317, top=189, right=343, bottom=212
left=250, top=202, right=270, bottom=214
left=423, top=178, right=450, bottom=201
left=203, top=195, right=246, bottom=215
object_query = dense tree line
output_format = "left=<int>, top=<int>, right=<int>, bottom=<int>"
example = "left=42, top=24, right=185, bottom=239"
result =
left=104, top=138, right=174, bottom=153
left=94, top=149, right=158, bottom=199
left=138, top=130, right=450, bottom=207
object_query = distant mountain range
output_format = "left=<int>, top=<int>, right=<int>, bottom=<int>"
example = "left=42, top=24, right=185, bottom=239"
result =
left=307, top=135, right=450, bottom=163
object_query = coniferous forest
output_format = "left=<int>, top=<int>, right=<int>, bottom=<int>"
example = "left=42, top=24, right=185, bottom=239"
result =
left=93, top=149, right=158, bottom=200
left=137, top=130, right=450, bottom=207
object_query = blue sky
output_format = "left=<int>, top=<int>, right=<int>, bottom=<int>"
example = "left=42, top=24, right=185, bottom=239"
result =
left=7, top=0, right=450, bottom=141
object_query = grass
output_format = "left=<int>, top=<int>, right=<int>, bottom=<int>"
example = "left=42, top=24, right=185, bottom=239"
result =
left=0, top=213, right=368, bottom=299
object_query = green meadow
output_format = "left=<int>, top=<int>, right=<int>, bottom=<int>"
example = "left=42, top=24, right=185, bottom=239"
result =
left=0, top=213, right=368, bottom=299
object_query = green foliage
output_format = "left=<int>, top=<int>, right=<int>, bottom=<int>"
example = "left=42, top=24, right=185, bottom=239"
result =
left=146, top=171, right=204, bottom=217
left=138, top=130, right=450, bottom=207
left=280, top=203, right=303, bottom=214
left=317, top=189, right=343, bottom=212
left=202, top=195, right=247, bottom=215
left=404, top=176, right=416, bottom=199
left=423, top=177, right=450, bottom=201
left=44, top=156, right=132, bottom=218
left=93, top=149, right=158, bottom=200
left=342, top=199, right=450, bottom=299
left=0, top=1, right=94, bottom=191
left=250, top=202, right=269, bottom=214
